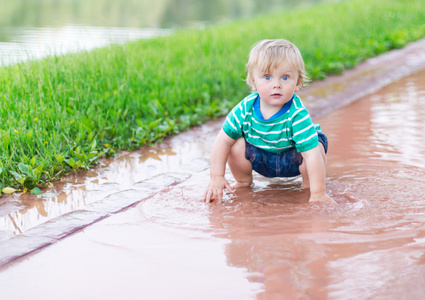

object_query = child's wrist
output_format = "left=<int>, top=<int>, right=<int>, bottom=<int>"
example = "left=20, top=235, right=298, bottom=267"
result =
left=210, top=174, right=225, bottom=180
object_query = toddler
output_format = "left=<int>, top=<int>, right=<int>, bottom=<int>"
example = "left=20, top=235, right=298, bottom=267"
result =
left=204, top=39, right=333, bottom=204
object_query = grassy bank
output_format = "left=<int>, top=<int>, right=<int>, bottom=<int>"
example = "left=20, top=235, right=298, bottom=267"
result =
left=1, top=0, right=425, bottom=193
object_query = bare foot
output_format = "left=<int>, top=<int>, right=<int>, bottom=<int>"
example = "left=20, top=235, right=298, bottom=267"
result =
left=301, top=183, right=310, bottom=190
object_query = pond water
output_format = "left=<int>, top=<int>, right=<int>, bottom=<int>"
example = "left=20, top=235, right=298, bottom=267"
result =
left=0, top=0, right=335, bottom=65
left=1, top=66, right=425, bottom=298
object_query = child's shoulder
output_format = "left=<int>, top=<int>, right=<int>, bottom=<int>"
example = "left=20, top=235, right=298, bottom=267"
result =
left=288, top=95, right=315, bottom=127
left=233, top=92, right=259, bottom=112
left=292, top=94, right=305, bottom=105
left=243, top=91, right=259, bottom=104
left=289, top=94, right=308, bottom=112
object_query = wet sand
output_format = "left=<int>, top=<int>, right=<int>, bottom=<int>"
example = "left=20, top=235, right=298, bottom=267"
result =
left=1, top=40, right=425, bottom=299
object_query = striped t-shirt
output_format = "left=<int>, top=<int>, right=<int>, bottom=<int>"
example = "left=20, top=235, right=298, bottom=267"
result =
left=222, top=92, right=320, bottom=153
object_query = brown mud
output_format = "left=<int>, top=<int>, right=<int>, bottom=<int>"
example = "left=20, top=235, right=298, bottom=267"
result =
left=0, top=39, right=425, bottom=299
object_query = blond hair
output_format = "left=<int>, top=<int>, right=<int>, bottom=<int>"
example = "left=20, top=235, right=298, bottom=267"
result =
left=245, top=39, right=309, bottom=89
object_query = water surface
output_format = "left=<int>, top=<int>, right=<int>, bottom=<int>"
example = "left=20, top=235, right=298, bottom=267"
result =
left=1, top=65, right=425, bottom=300
left=0, top=0, right=337, bottom=65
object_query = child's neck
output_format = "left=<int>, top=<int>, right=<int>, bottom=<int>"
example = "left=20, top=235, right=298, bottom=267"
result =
left=259, top=97, right=294, bottom=120
left=260, top=104, right=283, bottom=120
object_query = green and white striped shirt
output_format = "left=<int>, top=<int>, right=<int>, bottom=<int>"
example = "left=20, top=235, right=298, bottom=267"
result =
left=223, top=92, right=319, bottom=153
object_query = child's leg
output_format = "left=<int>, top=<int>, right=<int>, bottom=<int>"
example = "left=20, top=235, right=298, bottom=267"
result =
left=299, top=143, right=327, bottom=189
left=228, top=137, right=253, bottom=188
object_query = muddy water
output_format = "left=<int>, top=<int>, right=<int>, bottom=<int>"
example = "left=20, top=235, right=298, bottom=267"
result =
left=0, top=120, right=221, bottom=239
left=214, top=69, right=425, bottom=299
left=139, top=69, right=425, bottom=299
left=140, top=69, right=425, bottom=299
left=1, top=38, right=425, bottom=241
left=1, top=69, right=425, bottom=299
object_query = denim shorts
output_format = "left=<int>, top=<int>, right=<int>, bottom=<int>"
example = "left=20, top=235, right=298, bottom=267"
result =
left=245, top=131, right=328, bottom=178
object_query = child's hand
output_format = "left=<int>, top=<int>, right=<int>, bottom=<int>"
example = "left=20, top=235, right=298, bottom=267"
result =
left=204, top=176, right=235, bottom=203
left=309, top=192, right=336, bottom=205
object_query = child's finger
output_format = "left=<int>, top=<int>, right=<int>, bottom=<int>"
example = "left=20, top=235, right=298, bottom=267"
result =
left=204, top=188, right=213, bottom=203
left=225, top=183, right=235, bottom=194
left=215, top=189, right=223, bottom=204
left=203, top=188, right=209, bottom=201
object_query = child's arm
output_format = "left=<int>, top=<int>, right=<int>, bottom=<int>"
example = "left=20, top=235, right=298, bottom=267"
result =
left=204, top=129, right=236, bottom=203
left=301, top=146, right=335, bottom=204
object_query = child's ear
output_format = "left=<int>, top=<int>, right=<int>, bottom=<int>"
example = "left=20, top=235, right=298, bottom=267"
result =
left=296, top=76, right=302, bottom=92
left=251, top=80, right=257, bottom=91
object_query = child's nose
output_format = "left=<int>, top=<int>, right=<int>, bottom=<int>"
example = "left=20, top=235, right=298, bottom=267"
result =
left=273, top=79, right=281, bottom=88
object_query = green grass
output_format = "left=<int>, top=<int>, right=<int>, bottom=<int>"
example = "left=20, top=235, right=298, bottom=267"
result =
left=0, top=0, right=425, bottom=193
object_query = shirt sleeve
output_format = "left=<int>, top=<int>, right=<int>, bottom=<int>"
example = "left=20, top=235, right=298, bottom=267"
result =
left=222, top=100, right=245, bottom=140
left=291, top=108, right=319, bottom=153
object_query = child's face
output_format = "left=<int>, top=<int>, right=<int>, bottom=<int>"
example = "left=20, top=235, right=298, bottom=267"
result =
left=251, top=60, right=300, bottom=115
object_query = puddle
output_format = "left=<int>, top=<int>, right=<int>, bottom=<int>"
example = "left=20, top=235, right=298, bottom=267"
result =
left=0, top=117, right=221, bottom=239
left=132, top=68, right=425, bottom=299
left=0, top=40, right=425, bottom=241
left=1, top=62, right=425, bottom=298
left=2, top=38, right=425, bottom=242
left=1, top=35, right=425, bottom=300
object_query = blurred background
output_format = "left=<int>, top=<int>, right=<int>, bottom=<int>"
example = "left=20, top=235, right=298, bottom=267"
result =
left=0, top=0, right=342, bottom=65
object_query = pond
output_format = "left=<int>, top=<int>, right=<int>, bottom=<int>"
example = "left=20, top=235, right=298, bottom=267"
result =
left=0, top=0, right=340, bottom=65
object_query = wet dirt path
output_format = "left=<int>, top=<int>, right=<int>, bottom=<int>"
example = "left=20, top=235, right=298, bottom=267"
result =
left=1, top=38, right=425, bottom=241
left=0, top=39, right=425, bottom=299
left=1, top=66, right=425, bottom=300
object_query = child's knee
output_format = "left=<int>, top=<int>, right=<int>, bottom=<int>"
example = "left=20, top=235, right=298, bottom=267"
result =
left=230, top=137, right=246, bottom=158
left=299, top=159, right=307, bottom=175
left=319, top=143, right=327, bottom=166
left=228, top=138, right=252, bottom=172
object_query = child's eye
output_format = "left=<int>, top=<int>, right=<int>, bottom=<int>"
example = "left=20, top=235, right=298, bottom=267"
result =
left=265, top=75, right=271, bottom=80
left=282, top=76, right=289, bottom=81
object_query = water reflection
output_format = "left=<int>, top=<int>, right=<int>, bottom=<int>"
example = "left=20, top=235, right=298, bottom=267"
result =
left=0, top=26, right=170, bottom=65
left=0, top=0, right=334, bottom=30
left=0, top=119, right=221, bottom=238
left=369, top=76, right=425, bottom=168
